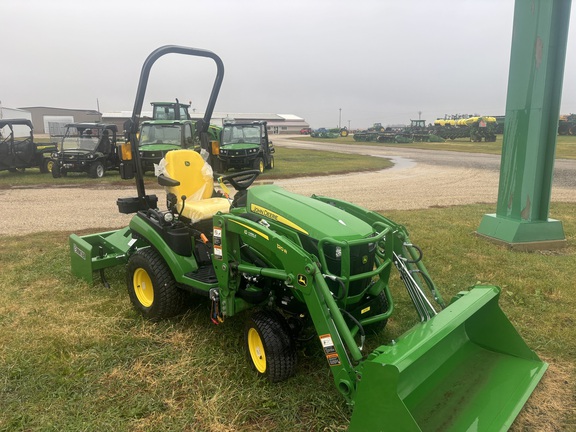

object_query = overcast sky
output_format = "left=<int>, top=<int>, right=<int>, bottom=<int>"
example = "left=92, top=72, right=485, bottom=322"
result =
left=1, top=0, right=575, bottom=129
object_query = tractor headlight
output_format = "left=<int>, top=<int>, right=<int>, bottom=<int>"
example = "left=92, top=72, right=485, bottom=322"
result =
left=335, top=246, right=342, bottom=258
left=163, top=212, right=174, bottom=223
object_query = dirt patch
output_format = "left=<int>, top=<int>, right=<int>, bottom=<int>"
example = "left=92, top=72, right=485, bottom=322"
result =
left=2, top=162, right=576, bottom=236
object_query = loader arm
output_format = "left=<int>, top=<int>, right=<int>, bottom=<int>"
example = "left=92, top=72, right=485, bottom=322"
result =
left=213, top=212, right=395, bottom=400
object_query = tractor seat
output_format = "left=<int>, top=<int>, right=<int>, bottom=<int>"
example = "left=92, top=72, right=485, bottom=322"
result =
left=159, top=149, right=230, bottom=223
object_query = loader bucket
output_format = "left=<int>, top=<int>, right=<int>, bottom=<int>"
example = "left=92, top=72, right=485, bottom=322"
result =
left=69, top=227, right=134, bottom=284
left=349, top=285, right=547, bottom=432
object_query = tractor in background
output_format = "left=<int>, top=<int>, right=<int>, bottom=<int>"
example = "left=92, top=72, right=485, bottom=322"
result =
left=558, top=113, right=576, bottom=135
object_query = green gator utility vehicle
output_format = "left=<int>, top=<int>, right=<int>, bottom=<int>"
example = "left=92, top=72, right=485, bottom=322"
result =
left=217, top=120, right=274, bottom=173
left=70, top=46, right=546, bottom=431
left=137, top=119, right=196, bottom=173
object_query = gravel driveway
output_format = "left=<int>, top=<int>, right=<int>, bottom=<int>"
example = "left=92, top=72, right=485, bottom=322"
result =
left=1, top=140, right=575, bottom=236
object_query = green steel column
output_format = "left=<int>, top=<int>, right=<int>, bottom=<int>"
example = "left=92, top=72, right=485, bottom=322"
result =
left=477, top=0, right=570, bottom=249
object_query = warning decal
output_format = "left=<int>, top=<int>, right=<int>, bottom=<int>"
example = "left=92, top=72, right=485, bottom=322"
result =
left=319, top=334, right=336, bottom=355
left=326, top=354, right=341, bottom=367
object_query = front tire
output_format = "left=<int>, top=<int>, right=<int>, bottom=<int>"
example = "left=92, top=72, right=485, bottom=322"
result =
left=89, top=161, right=105, bottom=178
left=126, top=248, right=185, bottom=321
left=51, top=163, right=61, bottom=178
left=245, top=310, right=296, bottom=382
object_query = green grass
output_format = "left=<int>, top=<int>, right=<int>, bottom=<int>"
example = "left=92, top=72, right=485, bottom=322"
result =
left=294, top=134, right=576, bottom=159
left=0, top=146, right=392, bottom=189
left=1, top=203, right=575, bottom=431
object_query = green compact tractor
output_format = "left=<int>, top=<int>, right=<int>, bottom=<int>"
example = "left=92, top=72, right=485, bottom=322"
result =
left=70, top=46, right=546, bottom=431
left=216, top=120, right=274, bottom=173
left=151, top=99, right=191, bottom=120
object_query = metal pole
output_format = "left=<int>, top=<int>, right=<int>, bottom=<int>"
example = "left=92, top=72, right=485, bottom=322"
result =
left=477, top=0, right=570, bottom=250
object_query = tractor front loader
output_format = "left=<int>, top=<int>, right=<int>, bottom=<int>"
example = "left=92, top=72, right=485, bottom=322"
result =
left=69, top=46, right=546, bottom=431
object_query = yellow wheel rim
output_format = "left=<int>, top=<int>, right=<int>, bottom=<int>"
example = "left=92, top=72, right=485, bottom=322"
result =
left=133, top=268, right=154, bottom=307
left=46, top=160, right=54, bottom=172
left=247, top=327, right=266, bottom=373
left=259, top=160, right=264, bottom=173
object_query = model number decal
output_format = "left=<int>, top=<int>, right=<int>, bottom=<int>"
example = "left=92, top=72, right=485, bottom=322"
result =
left=73, top=244, right=86, bottom=260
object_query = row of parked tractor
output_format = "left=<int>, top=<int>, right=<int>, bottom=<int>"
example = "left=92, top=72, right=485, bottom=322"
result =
left=0, top=101, right=275, bottom=178
left=353, top=116, right=501, bottom=144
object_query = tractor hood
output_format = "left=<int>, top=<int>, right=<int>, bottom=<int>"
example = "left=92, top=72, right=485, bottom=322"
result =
left=246, top=185, right=372, bottom=240
left=221, top=143, right=259, bottom=151
left=139, top=144, right=181, bottom=152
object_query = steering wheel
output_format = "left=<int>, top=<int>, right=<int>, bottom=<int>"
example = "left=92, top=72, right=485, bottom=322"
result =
left=215, top=169, right=260, bottom=191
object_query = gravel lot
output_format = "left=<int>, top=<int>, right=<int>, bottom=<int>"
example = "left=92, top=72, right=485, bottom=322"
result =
left=2, top=149, right=575, bottom=236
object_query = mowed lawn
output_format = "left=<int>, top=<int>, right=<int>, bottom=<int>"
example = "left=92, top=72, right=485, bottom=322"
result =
left=1, top=203, right=575, bottom=431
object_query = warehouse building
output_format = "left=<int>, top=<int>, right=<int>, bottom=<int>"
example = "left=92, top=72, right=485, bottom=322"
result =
left=101, top=111, right=309, bottom=134
left=18, top=106, right=102, bottom=135
left=13, top=106, right=308, bottom=136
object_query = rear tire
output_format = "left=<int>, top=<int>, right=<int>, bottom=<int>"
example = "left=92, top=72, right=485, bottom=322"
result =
left=126, top=248, right=185, bottom=321
left=253, top=157, right=264, bottom=173
left=266, top=156, right=275, bottom=169
left=40, top=158, right=54, bottom=174
left=245, top=310, right=297, bottom=382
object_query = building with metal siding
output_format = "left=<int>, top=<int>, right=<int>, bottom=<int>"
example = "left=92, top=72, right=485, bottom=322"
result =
left=14, top=107, right=309, bottom=135
left=18, top=107, right=102, bottom=134
left=101, top=111, right=309, bottom=134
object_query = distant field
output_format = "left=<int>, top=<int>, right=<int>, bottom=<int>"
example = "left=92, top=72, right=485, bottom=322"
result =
left=293, top=134, right=576, bottom=159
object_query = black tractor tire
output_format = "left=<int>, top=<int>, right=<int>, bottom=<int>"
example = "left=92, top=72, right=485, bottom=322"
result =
left=89, top=161, right=105, bottom=178
left=266, top=156, right=275, bottom=169
left=51, top=163, right=61, bottom=178
left=244, top=310, right=297, bottom=383
left=40, top=158, right=54, bottom=174
left=253, top=156, right=265, bottom=173
left=126, top=247, right=186, bottom=321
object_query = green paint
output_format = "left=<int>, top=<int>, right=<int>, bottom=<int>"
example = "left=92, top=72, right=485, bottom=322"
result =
left=478, top=0, right=570, bottom=245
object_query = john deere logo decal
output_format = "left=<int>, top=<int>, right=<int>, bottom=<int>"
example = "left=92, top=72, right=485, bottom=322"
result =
left=362, top=255, right=368, bottom=264
left=297, top=274, right=308, bottom=287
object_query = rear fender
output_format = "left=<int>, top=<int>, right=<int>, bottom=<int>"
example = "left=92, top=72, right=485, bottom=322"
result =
left=129, top=213, right=199, bottom=283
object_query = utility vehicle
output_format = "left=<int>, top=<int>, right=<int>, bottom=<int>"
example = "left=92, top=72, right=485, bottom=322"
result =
left=137, top=119, right=196, bottom=172
left=0, top=118, right=56, bottom=173
left=51, top=123, right=118, bottom=178
left=217, top=120, right=274, bottom=173
left=70, top=46, right=546, bottom=431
